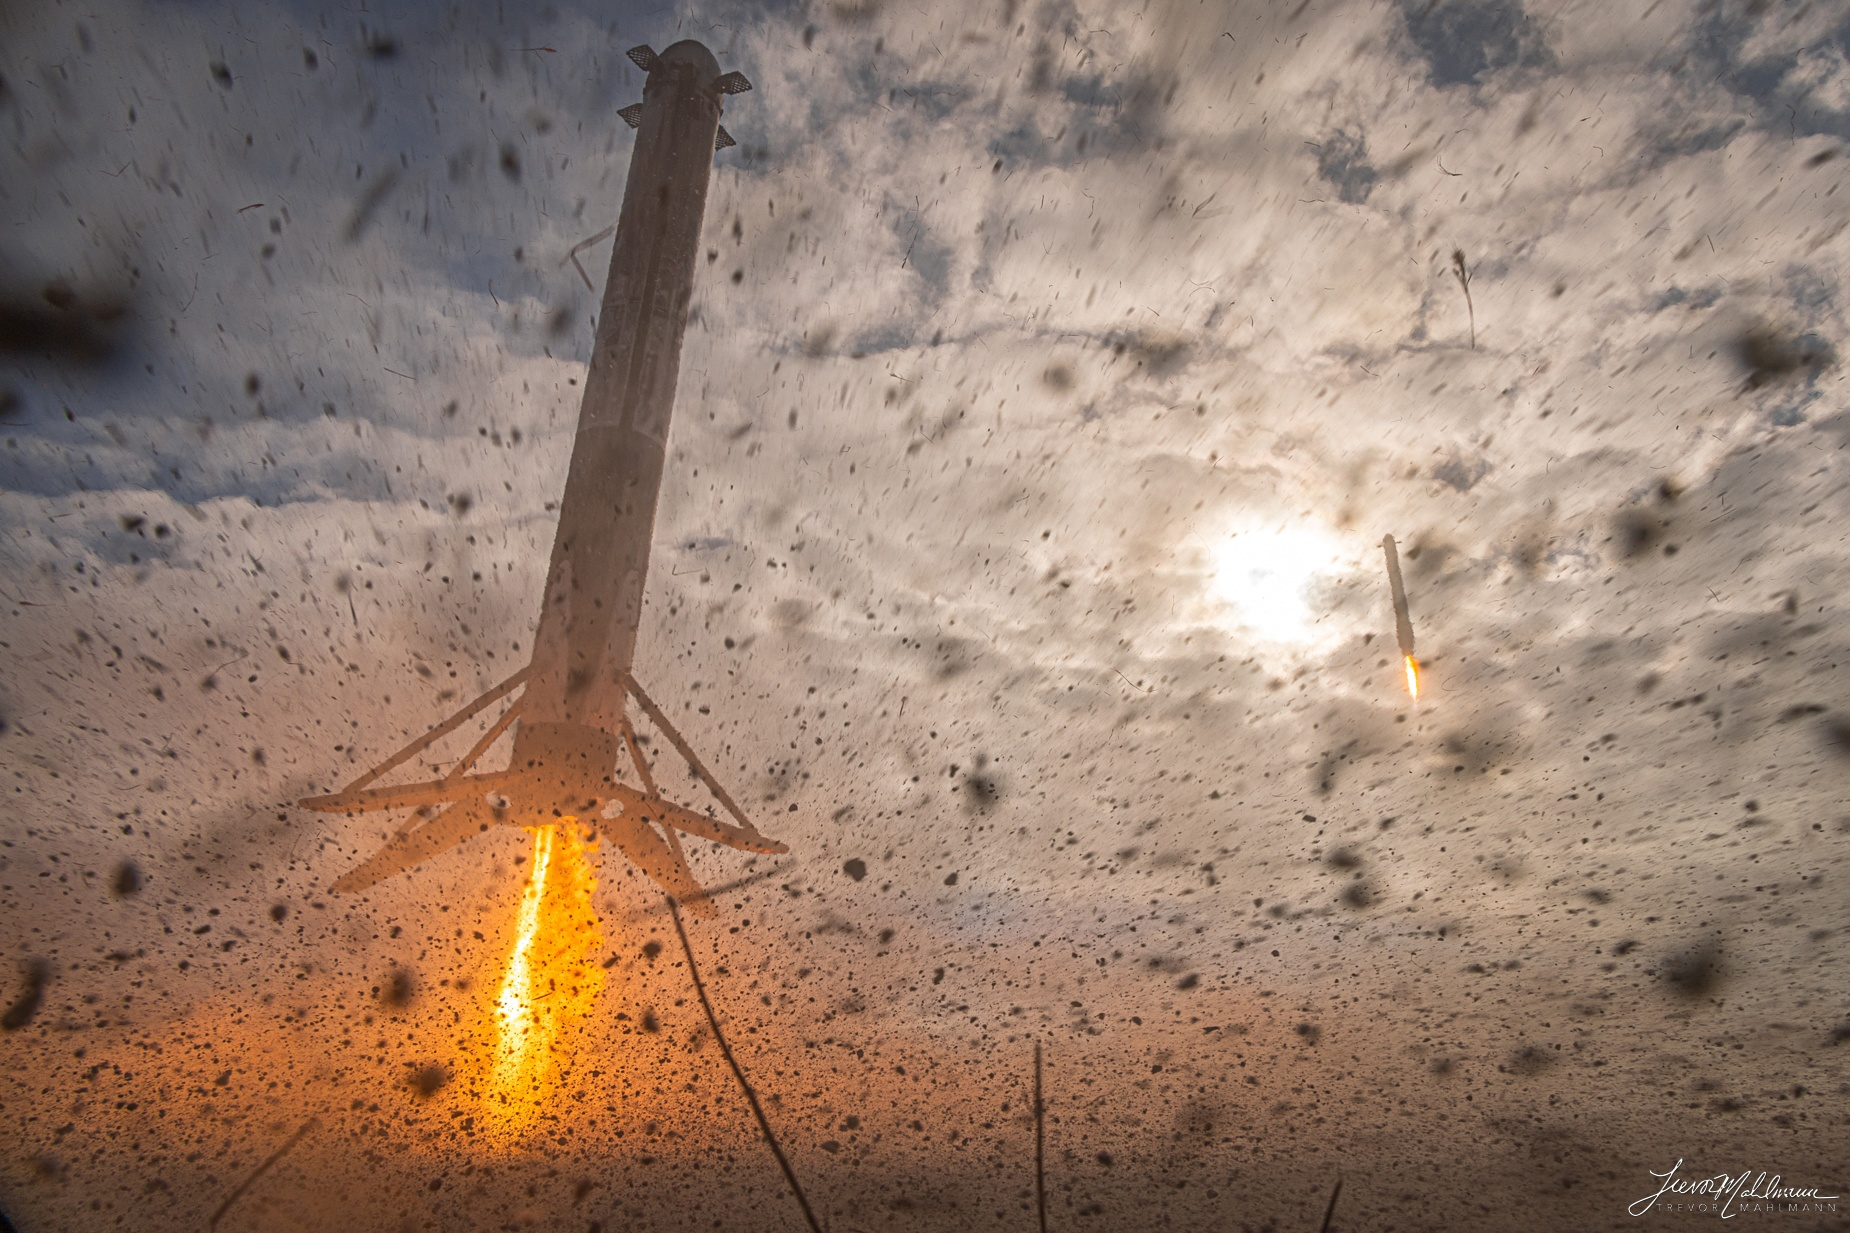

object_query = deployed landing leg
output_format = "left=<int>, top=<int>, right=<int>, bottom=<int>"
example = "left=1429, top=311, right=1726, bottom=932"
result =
left=299, top=671, right=785, bottom=904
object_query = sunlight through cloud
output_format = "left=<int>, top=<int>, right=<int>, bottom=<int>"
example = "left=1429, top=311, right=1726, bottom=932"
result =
left=1205, top=524, right=1350, bottom=647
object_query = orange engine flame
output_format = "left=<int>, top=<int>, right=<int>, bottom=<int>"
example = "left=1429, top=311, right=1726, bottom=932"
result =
left=486, top=821, right=604, bottom=1132
left=1404, top=655, right=1420, bottom=701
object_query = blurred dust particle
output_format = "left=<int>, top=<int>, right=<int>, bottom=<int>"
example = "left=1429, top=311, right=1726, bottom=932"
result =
left=2, top=959, right=49, bottom=1030
left=343, top=170, right=400, bottom=242
left=379, top=967, right=415, bottom=1007
left=0, top=279, right=128, bottom=362
left=1734, top=323, right=1834, bottom=390
left=1662, top=942, right=1723, bottom=999
left=408, top=1064, right=448, bottom=1097
left=1504, top=1044, right=1556, bottom=1076
left=1821, top=717, right=1850, bottom=758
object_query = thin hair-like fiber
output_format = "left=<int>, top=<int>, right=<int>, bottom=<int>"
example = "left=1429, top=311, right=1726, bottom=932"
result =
left=668, top=896, right=823, bottom=1233
left=208, top=1118, right=319, bottom=1230
left=1035, top=1039, right=1047, bottom=1233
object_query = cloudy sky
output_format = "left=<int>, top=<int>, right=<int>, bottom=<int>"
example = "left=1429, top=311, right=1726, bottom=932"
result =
left=2, top=0, right=1848, bottom=1228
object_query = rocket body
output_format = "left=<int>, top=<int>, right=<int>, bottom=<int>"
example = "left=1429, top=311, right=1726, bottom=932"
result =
left=1381, top=534, right=1416, bottom=659
left=519, top=41, right=727, bottom=736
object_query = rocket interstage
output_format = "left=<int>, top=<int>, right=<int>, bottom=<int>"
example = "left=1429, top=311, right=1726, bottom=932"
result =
left=299, top=40, right=784, bottom=918
left=1381, top=534, right=1419, bottom=701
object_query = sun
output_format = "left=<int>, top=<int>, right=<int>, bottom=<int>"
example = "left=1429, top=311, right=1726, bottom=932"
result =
left=1205, top=524, right=1348, bottom=646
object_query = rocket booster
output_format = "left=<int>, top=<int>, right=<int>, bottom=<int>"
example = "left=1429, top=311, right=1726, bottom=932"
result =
left=521, top=41, right=749, bottom=731
left=299, top=41, right=786, bottom=909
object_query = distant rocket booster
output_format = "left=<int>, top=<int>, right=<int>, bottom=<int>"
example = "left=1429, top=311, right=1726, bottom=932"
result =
left=1381, top=534, right=1419, bottom=700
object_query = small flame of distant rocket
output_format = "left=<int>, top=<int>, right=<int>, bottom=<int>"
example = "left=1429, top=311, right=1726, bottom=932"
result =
left=1381, top=534, right=1419, bottom=701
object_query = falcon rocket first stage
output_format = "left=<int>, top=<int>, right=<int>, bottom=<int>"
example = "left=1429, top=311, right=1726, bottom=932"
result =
left=300, top=41, right=781, bottom=916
